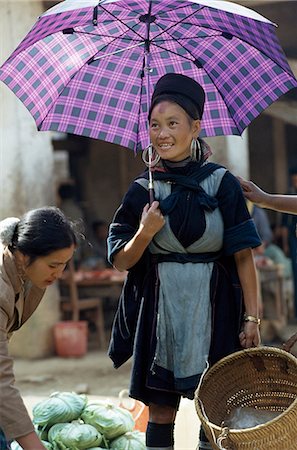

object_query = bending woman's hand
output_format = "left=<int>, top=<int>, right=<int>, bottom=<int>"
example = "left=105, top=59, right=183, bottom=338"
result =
left=17, top=431, right=47, bottom=450
left=239, top=322, right=261, bottom=348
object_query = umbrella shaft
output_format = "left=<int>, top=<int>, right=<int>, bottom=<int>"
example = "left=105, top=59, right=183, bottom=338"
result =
left=148, top=148, right=154, bottom=204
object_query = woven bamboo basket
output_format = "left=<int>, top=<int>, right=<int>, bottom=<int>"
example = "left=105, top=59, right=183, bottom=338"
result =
left=194, top=335, right=297, bottom=450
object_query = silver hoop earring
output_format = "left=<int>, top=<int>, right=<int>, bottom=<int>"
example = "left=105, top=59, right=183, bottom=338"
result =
left=190, top=138, right=202, bottom=161
left=142, top=144, right=160, bottom=168
left=197, top=138, right=202, bottom=161
left=190, top=138, right=197, bottom=161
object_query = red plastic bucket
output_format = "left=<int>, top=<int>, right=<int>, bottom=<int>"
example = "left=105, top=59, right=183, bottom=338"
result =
left=119, top=389, right=149, bottom=432
left=54, top=321, right=88, bottom=357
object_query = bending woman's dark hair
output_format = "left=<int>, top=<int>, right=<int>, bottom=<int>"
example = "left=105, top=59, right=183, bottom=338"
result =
left=9, top=206, right=78, bottom=263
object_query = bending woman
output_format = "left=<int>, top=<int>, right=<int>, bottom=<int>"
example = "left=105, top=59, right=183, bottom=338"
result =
left=0, top=207, right=77, bottom=450
left=108, top=73, right=261, bottom=450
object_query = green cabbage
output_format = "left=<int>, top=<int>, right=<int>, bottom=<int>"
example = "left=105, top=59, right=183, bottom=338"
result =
left=81, top=402, right=134, bottom=440
left=35, top=424, right=50, bottom=441
left=48, top=421, right=102, bottom=450
left=33, top=392, right=87, bottom=427
left=48, top=423, right=68, bottom=445
left=42, top=441, right=53, bottom=450
left=110, top=431, right=145, bottom=449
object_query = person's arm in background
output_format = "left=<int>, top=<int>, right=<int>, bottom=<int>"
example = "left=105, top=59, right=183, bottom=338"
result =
left=234, top=248, right=261, bottom=348
left=238, top=177, right=297, bottom=214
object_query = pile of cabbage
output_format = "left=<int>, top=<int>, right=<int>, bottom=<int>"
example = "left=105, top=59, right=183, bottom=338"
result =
left=11, top=391, right=145, bottom=450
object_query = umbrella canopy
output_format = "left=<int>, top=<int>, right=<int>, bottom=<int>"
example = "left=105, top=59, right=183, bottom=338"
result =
left=0, top=0, right=296, bottom=152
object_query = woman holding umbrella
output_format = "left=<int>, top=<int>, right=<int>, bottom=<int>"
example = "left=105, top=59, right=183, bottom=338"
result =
left=0, top=207, right=77, bottom=450
left=108, top=73, right=261, bottom=450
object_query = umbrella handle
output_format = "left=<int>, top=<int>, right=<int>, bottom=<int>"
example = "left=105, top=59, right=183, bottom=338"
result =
left=149, top=187, right=154, bottom=205
left=142, top=145, right=158, bottom=205
left=148, top=162, right=154, bottom=205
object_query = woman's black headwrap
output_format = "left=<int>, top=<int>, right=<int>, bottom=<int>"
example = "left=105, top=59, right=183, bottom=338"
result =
left=149, top=73, right=205, bottom=121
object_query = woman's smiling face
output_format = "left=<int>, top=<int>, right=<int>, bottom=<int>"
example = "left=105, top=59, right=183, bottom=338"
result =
left=149, top=100, right=201, bottom=162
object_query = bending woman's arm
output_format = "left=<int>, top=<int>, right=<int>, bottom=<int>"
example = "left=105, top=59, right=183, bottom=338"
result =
left=17, top=432, right=46, bottom=450
left=238, top=177, right=297, bottom=214
left=0, top=315, right=46, bottom=449
left=234, top=248, right=261, bottom=348
left=113, top=201, right=165, bottom=271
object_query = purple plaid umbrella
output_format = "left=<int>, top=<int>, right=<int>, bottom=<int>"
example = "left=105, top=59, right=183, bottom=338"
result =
left=0, top=0, right=296, bottom=155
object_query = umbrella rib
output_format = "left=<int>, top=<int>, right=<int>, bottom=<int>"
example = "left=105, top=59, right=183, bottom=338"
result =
left=74, top=30, right=141, bottom=42
left=72, top=3, right=158, bottom=63
left=91, top=41, right=144, bottom=61
left=74, top=25, right=224, bottom=44
left=153, top=26, right=223, bottom=63
left=154, top=17, right=291, bottom=75
left=151, top=6, right=207, bottom=41
left=76, top=28, right=220, bottom=42
left=152, top=41, right=195, bottom=64
left=155, top=3, right=206, bottom=21
left=96, top=3, right=145, bottom=41
left=151, top=5, right=253, bottom=49
left=141, top=12, right=223, bottom=42
left=153, top=16, right=233, bottom=44
left=136, top=71, right=145, bottom=153
left=72, top=29, right=142, bottom=64
left=155, top=19, right=225, bottom=37
left=143, top=5, right=291, bottom=74
left=153, top=33, right=223, bottom=42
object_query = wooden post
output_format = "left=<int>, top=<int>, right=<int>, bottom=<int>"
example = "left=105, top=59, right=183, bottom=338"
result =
left=273, top=118, right=288, bottom=194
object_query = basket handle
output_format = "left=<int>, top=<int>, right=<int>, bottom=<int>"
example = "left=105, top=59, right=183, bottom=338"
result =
left=217, top=427, right=234, bottom=449
left=282, top=332, right=297, bottom=353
